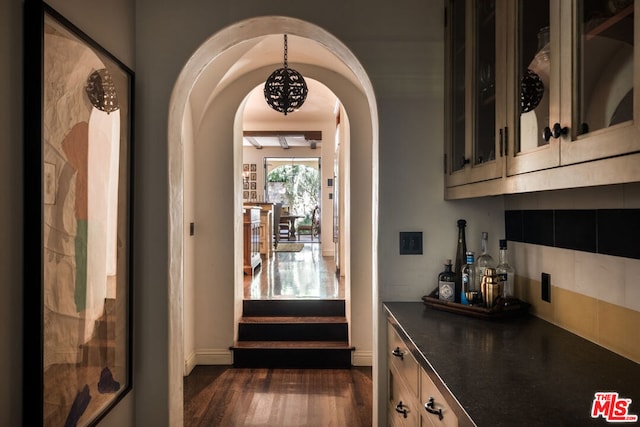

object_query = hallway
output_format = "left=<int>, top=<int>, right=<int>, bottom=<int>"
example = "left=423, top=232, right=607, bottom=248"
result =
left=184, top=243, right=371, bottom=426
left=244, top=242, right=344, bottom=300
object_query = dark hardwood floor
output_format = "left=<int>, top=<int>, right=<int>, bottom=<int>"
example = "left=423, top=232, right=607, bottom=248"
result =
left=183, top=365, right=373, bottom=426
left=185, top=241, right=372, bottom=425
left=244, top=240, right=344, bottom=300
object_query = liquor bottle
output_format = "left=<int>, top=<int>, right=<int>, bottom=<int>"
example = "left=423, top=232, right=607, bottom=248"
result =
left=476, top=231, right=495, bottom=284
left=438, top=259, right=456, bottom=302
left=496, top=239, right=515, bottom=298
left=453, top=219, right=467, bottom=303
left=461, top=251, right=475, bottom=305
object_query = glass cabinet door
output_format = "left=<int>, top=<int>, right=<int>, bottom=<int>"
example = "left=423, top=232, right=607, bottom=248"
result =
left=506, top=0, right=560, bottom=176
left=474, top=0, right=497, bottom=166
left=449, top=0, right=467, bottom=175
left=561, top=0, right=638, bottom=165
left=445, top=0, right=505, bottom=187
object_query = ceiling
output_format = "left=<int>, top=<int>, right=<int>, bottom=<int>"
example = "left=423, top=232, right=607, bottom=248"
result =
left=239, top=35, right=344, bottom=149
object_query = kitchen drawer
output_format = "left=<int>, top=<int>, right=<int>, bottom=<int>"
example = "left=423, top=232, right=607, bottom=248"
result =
left=420, top=369, right=458, bottom=427
left=388, top=363, right=420, bottom=427
left=387, top=323, right=419, bottom=397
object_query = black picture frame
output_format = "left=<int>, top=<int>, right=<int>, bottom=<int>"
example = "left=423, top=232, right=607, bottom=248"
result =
left=24, top=2, right=134, bottom=425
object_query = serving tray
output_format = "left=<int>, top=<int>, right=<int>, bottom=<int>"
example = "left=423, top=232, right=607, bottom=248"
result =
left=422, top=289, right=530, bottom=320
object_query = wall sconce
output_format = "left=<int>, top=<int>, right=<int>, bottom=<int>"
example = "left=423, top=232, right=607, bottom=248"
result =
left=85, top=68, right=119, bottom=114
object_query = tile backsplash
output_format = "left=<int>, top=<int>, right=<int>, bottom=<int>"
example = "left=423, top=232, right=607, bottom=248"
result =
left=505, top=209, right=640, bottom=259
left=504, top=200, right=640, bottom=363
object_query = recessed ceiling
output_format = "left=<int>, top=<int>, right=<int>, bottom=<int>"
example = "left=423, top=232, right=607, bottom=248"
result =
left=242, top=78, right=338, bottom=148
left=237, top=35, right=344, bottom=148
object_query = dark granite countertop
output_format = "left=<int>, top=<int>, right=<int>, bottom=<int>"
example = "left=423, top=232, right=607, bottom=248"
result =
left=384, top=302, right=640, bottom=427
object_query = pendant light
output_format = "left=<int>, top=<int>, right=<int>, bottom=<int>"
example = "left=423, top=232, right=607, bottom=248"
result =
left=263, top=34, right=308, bottom=115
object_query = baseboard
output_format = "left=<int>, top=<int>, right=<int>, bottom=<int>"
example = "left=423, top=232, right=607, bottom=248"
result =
left=184, top=350, right=197, bottom=376
left=352, top=349, right=372, bottom=366
left=185, top=348, right=233, bottom=374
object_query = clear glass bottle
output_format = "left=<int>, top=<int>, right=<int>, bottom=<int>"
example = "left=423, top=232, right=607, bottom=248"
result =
left=476, top=231, right=495, bottom=284
left=496, top=239, right=515, bottom=298
left=453, top=219, right=467, bottom=303
left=461, top=251, right=475, bottom=305
left=438, top=259, right=456, bottom=302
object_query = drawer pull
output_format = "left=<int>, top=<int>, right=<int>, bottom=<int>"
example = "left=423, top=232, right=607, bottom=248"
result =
left=425, top=397, right=443, bottom=420
left=391, top=347, right=404, bottom=360
left=395, top=401, right=409, bottom=418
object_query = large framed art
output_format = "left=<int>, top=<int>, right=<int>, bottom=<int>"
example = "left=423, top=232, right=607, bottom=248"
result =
left=24, top=2, right=134, bottom=426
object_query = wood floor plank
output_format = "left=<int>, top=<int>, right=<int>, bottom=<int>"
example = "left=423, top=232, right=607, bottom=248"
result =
left=183, top=366, right=373, bottom=426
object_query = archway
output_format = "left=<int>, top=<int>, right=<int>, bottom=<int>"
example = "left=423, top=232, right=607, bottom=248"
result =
left=168, top=17, right=379, bottom=426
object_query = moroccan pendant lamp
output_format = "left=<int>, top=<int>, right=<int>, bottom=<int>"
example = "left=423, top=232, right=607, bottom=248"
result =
left=85, top=68, right=120, bottom=114
left=263, top=34, right=309, bottom=115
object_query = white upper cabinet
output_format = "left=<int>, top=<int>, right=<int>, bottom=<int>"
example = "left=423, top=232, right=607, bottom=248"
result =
left=445, top=0, right=639, bottom=197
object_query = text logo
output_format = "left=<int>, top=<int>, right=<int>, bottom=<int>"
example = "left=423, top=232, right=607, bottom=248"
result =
left=591, top=392, right=638, bottom=423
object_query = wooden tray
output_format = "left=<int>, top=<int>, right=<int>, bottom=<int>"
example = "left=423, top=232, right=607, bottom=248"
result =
left=422, top=290, right=530, bottom=320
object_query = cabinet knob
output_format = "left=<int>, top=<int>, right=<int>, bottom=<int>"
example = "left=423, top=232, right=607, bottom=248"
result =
left=552, top=123, right=569, bottom=138
left=543, top=123, right=568, bottom=141
left=461, top=157, right=470, bottom=168
left=391, top=347, right=404, bottom=360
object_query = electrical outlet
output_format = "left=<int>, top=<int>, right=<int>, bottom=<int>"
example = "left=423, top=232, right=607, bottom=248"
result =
left=399, top=232, right=423, bottom=255
left=541, top=272, right=551, bottom=302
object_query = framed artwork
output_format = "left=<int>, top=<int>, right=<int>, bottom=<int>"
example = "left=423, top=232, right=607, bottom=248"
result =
left=243, top=191, right=249, bottom=199
left=243, top=182, right=249, bottom=190
left=250, top=163, right=257, bottom=171
left=44, top=162, right=56, bottom=205
left=24, top=2, right=134, bottom=426
left=243, top=164, right=249, bottom=172
left=250, top=191, right=257, bottom=199
left=250, top=172, right=257, bottom=181
left=250, top=182, right=257, bottom=190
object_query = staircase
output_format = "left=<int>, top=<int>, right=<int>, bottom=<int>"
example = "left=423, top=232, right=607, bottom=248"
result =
left=231, top=299, right=354, bottom=368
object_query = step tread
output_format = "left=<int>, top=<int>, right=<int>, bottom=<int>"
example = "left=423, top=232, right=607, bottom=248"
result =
left=239, top=316, right=347, bottom=324
left=232, top=341, right=355, bottom=350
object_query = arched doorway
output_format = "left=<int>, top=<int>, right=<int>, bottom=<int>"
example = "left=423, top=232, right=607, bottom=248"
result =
left=168, top=17, right=379, bottom=426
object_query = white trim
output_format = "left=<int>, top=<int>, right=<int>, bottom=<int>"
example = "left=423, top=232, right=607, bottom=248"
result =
left=352, top=350, right=373, bottom=367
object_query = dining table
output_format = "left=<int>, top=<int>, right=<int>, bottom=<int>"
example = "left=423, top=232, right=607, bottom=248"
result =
left=279, top=215, right=303, bottom=240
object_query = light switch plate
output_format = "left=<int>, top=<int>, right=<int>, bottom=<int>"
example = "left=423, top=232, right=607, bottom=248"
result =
left=399, top=232, right=423, bottom=255
left=542, top=272, right=551, bottom=302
